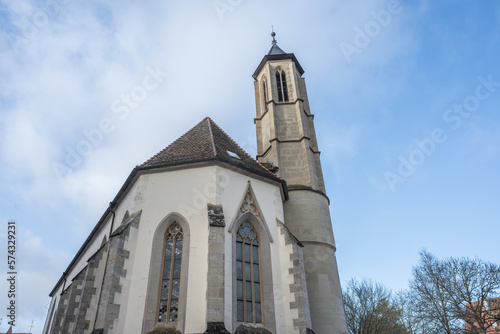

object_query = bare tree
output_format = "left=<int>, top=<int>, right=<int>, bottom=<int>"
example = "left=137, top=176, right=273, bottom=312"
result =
left=343, top=278, right=406, bottom=334
left=447, top=257, right=500, bottom=334
left=409, top=251, right=460, bottom=334
left=409, top=250, right=500, bottom=334
left=394, top=290, right=431, bottom=334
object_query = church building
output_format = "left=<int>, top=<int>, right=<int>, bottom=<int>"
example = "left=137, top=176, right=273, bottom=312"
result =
left=42, top=33, right=348, bottom=334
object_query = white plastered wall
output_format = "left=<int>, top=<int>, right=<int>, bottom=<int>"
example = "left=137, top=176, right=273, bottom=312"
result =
left=118, top=165, right=218, bottom=334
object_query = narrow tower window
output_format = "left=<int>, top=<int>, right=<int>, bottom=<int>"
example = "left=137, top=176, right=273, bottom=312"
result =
left=262, top=81, right=268, bottom=110
left=158, top=223, right=183, bottom=323
left=236, top=221, right=263, bottom=324
left=275, top=70, right=289, bottom=102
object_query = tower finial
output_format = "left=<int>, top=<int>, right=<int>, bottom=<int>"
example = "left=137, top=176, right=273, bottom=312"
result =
left=271, top=26, right=277, bottom=45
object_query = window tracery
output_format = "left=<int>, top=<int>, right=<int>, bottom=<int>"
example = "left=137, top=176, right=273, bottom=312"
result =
left=236, top=221, right=263, bottom=324
left=240, top=191, right=260, bottom=218
left=158, top=223, right=183, bottom=323
left=275, top=70, right=289, bottom=102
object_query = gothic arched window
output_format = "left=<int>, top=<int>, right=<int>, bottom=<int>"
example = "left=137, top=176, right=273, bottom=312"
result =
left=158, top=223, right=183, bottom=323
left=262, top=80, right=268, bottom=110
left=236, top=221, right=263, bottom=323
left=275, top=70, right=289, bottom=102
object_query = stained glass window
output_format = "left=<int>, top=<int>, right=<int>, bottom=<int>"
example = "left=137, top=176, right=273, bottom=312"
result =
left=236, top=221, right=263, bottom=323
left=158, top=223, right=183, bottom=323
left=276, top=70, right=289, bottom=102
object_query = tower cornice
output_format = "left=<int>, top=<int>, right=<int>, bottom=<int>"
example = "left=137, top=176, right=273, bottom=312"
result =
left=252, top=53, right=304, bottom=80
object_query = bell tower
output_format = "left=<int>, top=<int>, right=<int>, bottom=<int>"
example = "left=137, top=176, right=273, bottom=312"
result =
left=253, top=32, right=348, bottom=334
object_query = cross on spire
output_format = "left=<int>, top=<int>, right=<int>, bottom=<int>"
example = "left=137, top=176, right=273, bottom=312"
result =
left=271, top=26, right=277, bottom=45
left=267, top=28, right=286, bottom=55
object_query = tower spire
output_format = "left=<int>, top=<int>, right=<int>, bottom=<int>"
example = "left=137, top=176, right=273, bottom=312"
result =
left=271, top=26, right=277, bottom=45
left=267, top=28, right=286, bottom=55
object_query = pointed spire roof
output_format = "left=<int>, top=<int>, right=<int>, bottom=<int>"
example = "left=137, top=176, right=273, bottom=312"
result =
left=139, top=117, right=285, bottom=185
left=253, top=30, right=304, bottom=79
left=267, top=30, right=286, bottom=55
left=268, top=44, right=286, bottom=55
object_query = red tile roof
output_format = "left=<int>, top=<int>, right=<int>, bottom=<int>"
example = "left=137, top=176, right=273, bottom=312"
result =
left=139, top=117, right=284, bottom=185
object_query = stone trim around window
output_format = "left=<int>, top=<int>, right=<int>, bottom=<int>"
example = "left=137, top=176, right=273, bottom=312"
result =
left=230, top=212, right=275, bottom=333
left=143, top=213, right=191, bottom=334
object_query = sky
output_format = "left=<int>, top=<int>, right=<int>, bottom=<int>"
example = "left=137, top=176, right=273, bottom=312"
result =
left=0, top=0, right=499, bottom=332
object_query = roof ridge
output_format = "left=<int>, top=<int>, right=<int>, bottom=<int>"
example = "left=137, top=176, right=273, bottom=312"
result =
left=139, top=117, right=210, bottom=167
left=208, top=119, right=255, bottom=161
left=206, top=118, right=218, bottom=157
left=207, top=118, right=284, bottom=181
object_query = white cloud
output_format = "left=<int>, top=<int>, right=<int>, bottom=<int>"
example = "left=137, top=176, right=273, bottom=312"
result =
left=0, top=228, right=71, bottom=333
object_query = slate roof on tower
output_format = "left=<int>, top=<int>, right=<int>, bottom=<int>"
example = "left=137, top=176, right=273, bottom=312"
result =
left=268, top=43, right=286, bottom=55
left=139, top=117, right=284, bottom=185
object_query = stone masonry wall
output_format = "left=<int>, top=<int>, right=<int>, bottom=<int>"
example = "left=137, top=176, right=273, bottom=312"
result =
left=93, top=212, right=140, bottom=333
left=51, top=283, right=70, bottom=334
left=206, top=204, right=226, bottom=326
left=62, top=268, right=87, bottom=333
left=278, top=221, right=312, bottom=334
left=76, top=244, right=108, bottom=334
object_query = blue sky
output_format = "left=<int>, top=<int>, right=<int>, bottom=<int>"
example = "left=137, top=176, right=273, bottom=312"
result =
left=0, top=0, right=499, bottom=332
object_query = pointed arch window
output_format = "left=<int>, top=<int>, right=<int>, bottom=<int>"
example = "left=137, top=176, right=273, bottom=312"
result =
left=158, top=223, right=183, bottom=323
left=276, top=70, right=289, bottom=102
left=236, top=221, right=263, bottom=324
